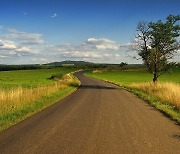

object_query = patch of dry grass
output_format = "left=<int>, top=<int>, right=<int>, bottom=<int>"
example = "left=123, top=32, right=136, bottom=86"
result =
left=0, top=74, right=78, bottom=115
left=129, top=82, right=180, bottom=109
left=92, top=69, right=105, bottom=73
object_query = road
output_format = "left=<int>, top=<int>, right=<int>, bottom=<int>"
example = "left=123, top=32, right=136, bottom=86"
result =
left=0, top=72, right=179, bottom=154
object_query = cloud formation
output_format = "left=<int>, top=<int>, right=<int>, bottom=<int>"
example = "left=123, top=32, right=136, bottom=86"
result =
left=0, top=27, right=124, bottom=64
left=61, top=51, right=120, bottom=59
left=51, top=38, right=120, bottom=53
left=2, top=29, right=45, bottom=45
left=0, top=40, right=16, bottom=50
left=0, top=39, right=37, bottom=59
left=87, top=38, right=120, bottom=50
left=46, top=38, right=121, bottom=63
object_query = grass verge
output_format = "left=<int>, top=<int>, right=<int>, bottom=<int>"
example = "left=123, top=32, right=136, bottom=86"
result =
left=124, top=87, right=180, bottom=123
left=0, top=73, right=80, bottom=132
left=129, top=82, right=180, bottom=108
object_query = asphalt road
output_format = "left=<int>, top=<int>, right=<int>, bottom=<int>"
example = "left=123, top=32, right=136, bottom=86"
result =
left=0, top=72, right=179, bottom=154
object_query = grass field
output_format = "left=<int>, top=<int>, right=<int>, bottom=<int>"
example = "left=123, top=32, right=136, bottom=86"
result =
left=86, top=68, right=180, bottom=122
left=0, top=67, right=79, bottom=131
left=0, top=68, right=77, bottom=90
left=88, top=68, right=180, bottom=85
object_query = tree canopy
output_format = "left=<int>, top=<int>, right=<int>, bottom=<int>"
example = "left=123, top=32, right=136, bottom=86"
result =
left=136, top=15, right=180, bottom=83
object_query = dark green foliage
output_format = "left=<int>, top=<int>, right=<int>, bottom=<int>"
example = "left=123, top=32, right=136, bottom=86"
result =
left=119, top=62, right=128, bottom=67
left=44, top=60, right=94, bottom=66
left=136, top=15, right=180, bottom=83
left=48, top=73, right=63, bottom=80
left=0, top=64, right=49, bottom=71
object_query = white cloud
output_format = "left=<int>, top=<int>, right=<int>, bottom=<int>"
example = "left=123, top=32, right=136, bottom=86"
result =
left=0, top=39, right=36, bottom=58
left=87, top=38, right=114, bottom=44
left=60, top=50, right=119, bottom=59
left=51, top=38, right=120, bottom=53
left=2, top=28, right=45, bottom=45
left=44, top=38, right=122, bottom=63
left=0, top=28, right=46, bottom=62
left=0, top=25, right=3, bottom=30
left=62, top=51, right=101, bottom=58
left=86, top=38, right=120, bottom=50
left=0, top=40, right=17, bottom=50
left=96, top=44, right=119, bottom=50
left=51, top=13, right=57, bottom=18
left=15, top=47, right=31, bottom=53
left=0, top=32, right=125, bottom=64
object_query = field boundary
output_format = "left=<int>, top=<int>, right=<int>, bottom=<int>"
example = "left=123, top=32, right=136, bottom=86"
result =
left=85, top=73, right=180, bottom=124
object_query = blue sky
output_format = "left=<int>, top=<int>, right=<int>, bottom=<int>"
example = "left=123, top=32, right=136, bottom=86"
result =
left=0, top=0, right=179, bottom=64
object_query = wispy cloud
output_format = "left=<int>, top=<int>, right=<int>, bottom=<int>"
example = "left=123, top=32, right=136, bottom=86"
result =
left=50, top=38, right=120, bottom=53
left=87, top=38, right=120, bottom=50
left=46, top=38, right=122, bottom=63
left=1, top=28, right=45, bottom=45
left=51, top=13, right=57, bottom=18
left=60, top=51, right=120, bottom=60
left=0, top=28, right=44, bottom=60
left=0, top=28, right=124, bottom=64
left=0, top=39, right=37, bottom=58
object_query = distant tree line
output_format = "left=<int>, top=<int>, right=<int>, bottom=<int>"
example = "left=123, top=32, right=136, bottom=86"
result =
left=0, top=65, right=45, bottom=71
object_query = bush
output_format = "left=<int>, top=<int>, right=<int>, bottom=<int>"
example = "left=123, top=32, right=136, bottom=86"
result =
left=48, top=73, right=63, bottom=80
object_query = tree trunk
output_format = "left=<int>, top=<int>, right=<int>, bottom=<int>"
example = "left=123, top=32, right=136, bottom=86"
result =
left=153, top=73, right=158, bottom=84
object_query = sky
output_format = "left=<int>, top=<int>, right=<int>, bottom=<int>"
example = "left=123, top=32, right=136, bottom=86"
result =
left=0, top=0, right=179, bottom=64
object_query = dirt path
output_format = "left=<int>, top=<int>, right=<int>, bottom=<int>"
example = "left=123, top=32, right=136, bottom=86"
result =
left=0, top=72, right=179, bottom=154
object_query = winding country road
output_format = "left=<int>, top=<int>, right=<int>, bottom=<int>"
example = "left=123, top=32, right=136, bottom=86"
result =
left=0, top=72, right=179, bottom=154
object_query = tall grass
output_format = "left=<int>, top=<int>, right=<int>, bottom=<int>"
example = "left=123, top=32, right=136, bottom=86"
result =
left=0, top=74, right=79, bottom=116
left=129, top=82, right=180, bottom=109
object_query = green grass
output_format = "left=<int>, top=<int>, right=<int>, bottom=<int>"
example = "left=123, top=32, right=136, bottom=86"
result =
left=0, top=68, right=79, bottom=132
left=86, top=68, right=180, bottom=123
left=0, top=67, right=77, bottom=90
left=87, top=68, right=180, bottom=86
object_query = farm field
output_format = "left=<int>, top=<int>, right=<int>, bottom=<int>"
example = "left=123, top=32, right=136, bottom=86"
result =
left=87, top=68, right=180, bottom=85
left=0, top=67, right=77, bottom=90
left=0, top=67, right=79, bottom=131
left=86, top=68, right=180, bottom=122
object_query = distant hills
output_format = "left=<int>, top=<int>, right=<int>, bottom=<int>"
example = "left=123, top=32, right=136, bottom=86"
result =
left=44, top=60, right=94, bottom=66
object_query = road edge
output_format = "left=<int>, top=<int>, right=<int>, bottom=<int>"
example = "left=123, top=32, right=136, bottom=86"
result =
left=85, top=72, right=180, bottom=125
left=0, top=72, right=81, bottom=133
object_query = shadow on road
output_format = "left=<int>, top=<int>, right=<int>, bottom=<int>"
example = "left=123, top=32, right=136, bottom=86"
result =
left=79, top=85, right=118, bottom=90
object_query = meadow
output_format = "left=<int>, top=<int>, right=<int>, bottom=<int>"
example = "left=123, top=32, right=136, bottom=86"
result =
left=88, top=68, right=180, bottom=85
left=0, top=67, right=79, bottom=131
left=0, top=67, right=77, bottom=89
left=87, top=68, right=180, bottom=122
